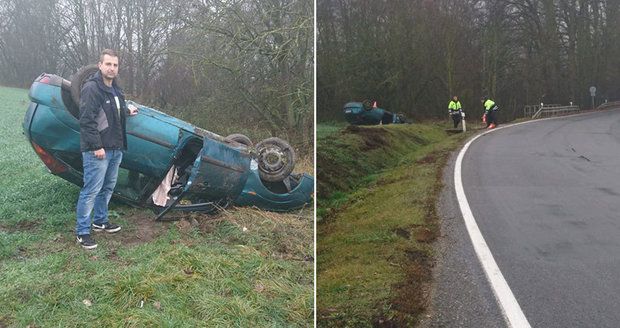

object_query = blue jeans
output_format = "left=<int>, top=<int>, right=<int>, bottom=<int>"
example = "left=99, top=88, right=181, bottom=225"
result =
left=76, top=150, right=123, bottom=235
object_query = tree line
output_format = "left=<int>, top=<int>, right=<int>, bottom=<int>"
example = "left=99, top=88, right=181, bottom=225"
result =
left=317, top=0, right=620, bottom=122
left=0, top=0, right=313, bottom=146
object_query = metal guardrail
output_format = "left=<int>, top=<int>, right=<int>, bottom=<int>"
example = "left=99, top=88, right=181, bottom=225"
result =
left=595, top=101, right=620, bottom=110
left=524, top=104, right=579, bottom=119
left=524, top=101, right=620, bottom=120
left=533, top=105, right=580, bottom=118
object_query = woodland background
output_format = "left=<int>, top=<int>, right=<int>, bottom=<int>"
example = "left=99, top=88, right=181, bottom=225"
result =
left=317, top=0, right=620, bottom=122
left=0, top=0, right=313, bottom=146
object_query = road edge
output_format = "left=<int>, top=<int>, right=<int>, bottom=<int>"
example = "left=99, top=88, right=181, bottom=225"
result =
left=454, top=125, right=531, bottom=328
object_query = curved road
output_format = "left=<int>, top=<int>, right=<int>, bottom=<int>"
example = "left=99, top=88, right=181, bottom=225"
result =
left=425, top=108, right=620, bottom=327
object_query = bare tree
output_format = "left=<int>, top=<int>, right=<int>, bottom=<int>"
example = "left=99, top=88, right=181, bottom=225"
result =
left=0, top=0, right=312, bottom=144
left=317, top=0, right=620, bottom=122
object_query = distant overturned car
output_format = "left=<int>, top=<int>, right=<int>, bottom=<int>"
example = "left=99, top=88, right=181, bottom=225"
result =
left=23, top=65, right=313, bottom=220
left=343, top=100, right=407, bottom=125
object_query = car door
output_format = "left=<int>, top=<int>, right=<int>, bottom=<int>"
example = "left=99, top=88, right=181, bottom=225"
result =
left=155, top=136, right=251, bottom=219
left=185, top=137, right=251, bottom=201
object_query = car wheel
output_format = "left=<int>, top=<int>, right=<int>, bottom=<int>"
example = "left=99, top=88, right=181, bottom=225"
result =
left=255, top=137, right=296, bottom=182
left=70, top=64, right=99, bottom=105
left=225, top=133, right=253, bottom=147
left=362, top=99, right=372, bottom=111
left=61, top=86, right=80, bottom=118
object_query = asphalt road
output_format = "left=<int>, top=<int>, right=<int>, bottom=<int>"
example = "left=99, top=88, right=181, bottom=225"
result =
left=427, top=109, right=620, bottom=327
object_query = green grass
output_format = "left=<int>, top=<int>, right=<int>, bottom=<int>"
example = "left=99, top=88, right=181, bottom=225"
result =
left=0, top=86, right=313, bottom=327
left=317, top=122, right=473, bottom=326
left=316, top=122, right=347, bottom=140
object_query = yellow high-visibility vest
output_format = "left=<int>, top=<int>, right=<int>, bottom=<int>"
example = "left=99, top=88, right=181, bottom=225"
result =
left=449, top=100, right=462, bottom=112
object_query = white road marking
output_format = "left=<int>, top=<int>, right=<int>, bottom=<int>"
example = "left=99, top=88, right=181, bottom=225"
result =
left=455, top=124, right=531, bottom=328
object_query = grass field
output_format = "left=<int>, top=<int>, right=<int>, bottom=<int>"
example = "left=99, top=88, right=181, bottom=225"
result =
left=0, top=86, right=313, bottom=327
left=316, top=122, right=473, bottom=326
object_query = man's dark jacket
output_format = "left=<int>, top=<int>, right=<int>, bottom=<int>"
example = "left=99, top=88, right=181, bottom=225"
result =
left=79, top=70, right=128, bottom=152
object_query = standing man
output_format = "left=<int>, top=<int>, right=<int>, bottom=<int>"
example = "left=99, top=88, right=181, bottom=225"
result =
left=76, top=49, right=138, bottom=249
left=448, top=95, right=463, bottom=128
left=481, top=96, right=499, bottom=129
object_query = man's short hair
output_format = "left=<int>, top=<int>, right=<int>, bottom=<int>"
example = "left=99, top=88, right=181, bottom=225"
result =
left=99, top=49, right=119, bottom=63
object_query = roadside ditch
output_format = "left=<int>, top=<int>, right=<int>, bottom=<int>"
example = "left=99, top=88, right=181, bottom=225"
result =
left=317, top=122, right=472, bottom=326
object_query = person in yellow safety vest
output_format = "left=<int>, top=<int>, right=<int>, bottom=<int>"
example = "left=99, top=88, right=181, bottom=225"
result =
left=448, top=96, right=463, bottom=128
left=481, top=96, right=499, bottom=129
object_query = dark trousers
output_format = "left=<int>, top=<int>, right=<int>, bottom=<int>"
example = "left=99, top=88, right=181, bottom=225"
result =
left=486, top=110, right=498, bottom=127
left=451, top=112, right=462, bottom=128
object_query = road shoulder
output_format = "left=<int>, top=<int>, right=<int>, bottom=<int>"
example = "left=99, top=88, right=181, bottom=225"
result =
left=419, top=143, right=506, bottom=327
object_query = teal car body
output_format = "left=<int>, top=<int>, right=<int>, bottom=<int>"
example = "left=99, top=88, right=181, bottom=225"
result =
left=23, top=73, right=313, bottom=217
left=343, top=101, right=406, bottom=125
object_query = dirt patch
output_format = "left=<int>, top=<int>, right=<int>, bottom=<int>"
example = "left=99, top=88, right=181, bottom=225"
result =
left=444, top=129, right=463, bottom=135
left=344, top=125, right=390, bottom=151
left=107, top=249, right=121, bottom=261
left=110, top=212, right=166, bottom=246
left=416, top=154, right=438, bottom=164
left=197, top=218, right=219, bottom=234
left=394, top=227, right=411, bottom=240
left=417, top=150, right=449, bottom=165
left=0, top=316, right=10, bottom=328
left=13, top=246, right=28, bottom=260
left=374, top=250, right=432, bottom=327
left=414, top=227, right=436, bottom=243
left=0, top=220, right=40, bottom=233
left=175, top=219, right=193, bottom=234
left=190, top=211, right=237, bottom=234
left=373, top=147, right=451, bottom=325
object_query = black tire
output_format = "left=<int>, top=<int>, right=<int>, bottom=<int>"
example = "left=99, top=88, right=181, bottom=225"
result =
left=255, top=137, right=296, bottom=182
left=70, top=64, right=99, bottom=105
left=225, top=133, right=253, bottom=147
left=61, top=85, right=80, bottom=118
left=362, top=99, right=372, bottom=111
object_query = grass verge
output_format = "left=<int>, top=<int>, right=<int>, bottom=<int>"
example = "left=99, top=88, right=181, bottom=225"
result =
left=0, top=86, right=313, bottom=327
left=317, top=122, right=473, bottom=326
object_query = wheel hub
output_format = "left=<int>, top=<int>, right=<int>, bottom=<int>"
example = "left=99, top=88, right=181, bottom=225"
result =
left=259, top=147, right=286, bottom=172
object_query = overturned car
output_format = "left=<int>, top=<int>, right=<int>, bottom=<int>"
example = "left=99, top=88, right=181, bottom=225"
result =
left=343, top=100, right=407, bottom=125
left=22, top=66, right=313, bottom=220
